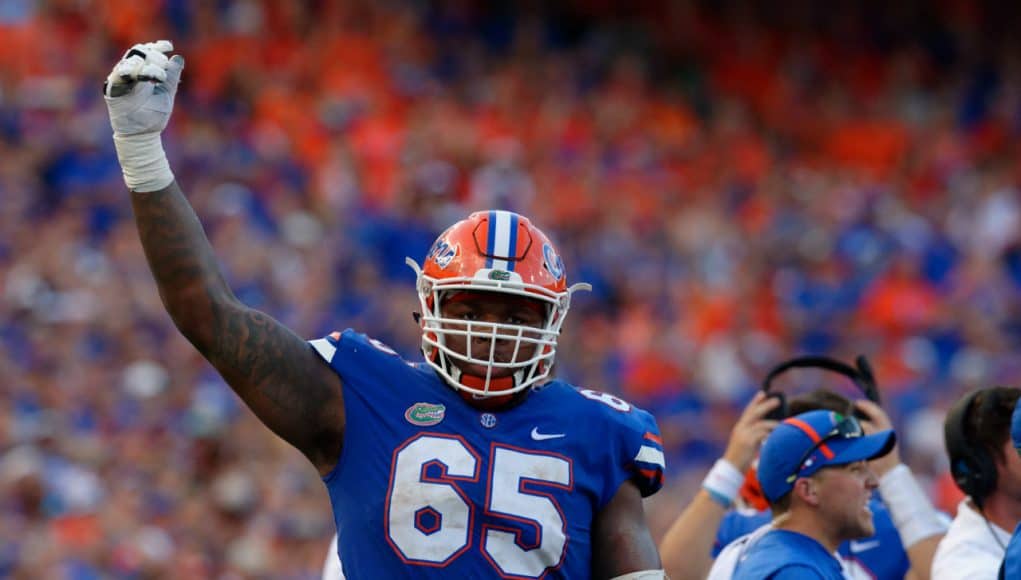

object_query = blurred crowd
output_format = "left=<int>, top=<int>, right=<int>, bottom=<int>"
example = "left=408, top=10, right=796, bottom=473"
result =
left=2, top=0, right=1021, bottom=577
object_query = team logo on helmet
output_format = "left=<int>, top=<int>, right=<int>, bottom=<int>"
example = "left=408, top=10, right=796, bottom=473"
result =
left=427, top=239, right=457, bottom=269
left=542, top=243, right=565, bottom=281
left=405, top=402, right=446, bottom=426
left=407, top=211, right=590, bottom=398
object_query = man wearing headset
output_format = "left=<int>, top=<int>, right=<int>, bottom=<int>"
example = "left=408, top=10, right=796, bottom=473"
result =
left=934, top=386, right=1021, bottom=579
left=729, top=408, right=896, bottom=579
left=660, top=357, right=947, bottom=579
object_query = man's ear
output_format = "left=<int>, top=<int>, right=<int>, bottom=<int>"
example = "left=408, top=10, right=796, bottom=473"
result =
left=792, top=477, right=821, bottom=507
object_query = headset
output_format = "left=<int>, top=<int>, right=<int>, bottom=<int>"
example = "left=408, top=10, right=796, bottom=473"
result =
left=761, top=354, right=882, bottom=421
left=944, top=388, right=1000, bottom=507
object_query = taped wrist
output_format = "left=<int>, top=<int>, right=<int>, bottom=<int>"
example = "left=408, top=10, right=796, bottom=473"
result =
left=113, top=132, right=174, bottom=192
left=702, top=459, right=744, bottom=508
left=878, top=464, right=948, bottom=548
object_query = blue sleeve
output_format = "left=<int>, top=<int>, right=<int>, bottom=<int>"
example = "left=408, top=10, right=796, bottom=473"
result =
left=713, top=514, right=734, bottom=557
left=309, top=328, right=405, bottom=378
left=308, top=329, right=348, bottom=367
left=714, top=510, right=771, bottom=557
left=600, top=392, right=664, bottom=498
left=768, top=565, right=827, bottom=579
left=622, top=405, right=665, bottom=497
left=572, top=388, right=665, bottom=502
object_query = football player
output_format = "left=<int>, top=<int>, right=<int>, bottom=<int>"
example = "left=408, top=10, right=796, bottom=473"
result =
left=104, top=41, right=666, bottom=579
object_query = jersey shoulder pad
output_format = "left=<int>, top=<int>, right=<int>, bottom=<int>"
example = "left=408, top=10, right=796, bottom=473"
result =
left=569, top=386, right=665, bottom=497
left=308, top=329, right=409, bottom=370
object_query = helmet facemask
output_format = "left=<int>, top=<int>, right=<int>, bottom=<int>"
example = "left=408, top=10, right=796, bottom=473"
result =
left=407, top=210, right=590, bottom=397
left=407, top=258, right=586, bottom=397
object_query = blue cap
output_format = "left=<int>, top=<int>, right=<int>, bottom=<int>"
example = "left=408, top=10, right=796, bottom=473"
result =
left=1012, top=398, right=1021, bottom=450
left=757, top=409, right=896, bottom=503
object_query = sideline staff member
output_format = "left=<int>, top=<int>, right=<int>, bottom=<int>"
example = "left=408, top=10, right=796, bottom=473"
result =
left=934, top=387, right=1021, bottom=579
left=732, top=410, right=895, bottom=579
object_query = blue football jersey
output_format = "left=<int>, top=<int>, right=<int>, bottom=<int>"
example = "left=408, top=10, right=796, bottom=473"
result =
left=715, top=496, right=909, bottom=579
left=310, top=330, right=665, bottom=579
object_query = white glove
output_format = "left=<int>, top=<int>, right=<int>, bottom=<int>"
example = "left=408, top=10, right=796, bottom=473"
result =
left=104, top=40, right=184, bottom=192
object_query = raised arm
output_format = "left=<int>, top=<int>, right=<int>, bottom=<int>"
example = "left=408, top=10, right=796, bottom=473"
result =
left=856, top=399, right=947, bottom=580
left=105, top=42, right=344, bottom=474
left=659, top=391, right=780, bottom=580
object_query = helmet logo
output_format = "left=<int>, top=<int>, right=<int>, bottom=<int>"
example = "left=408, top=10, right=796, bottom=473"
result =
left=542, top=243, right=565, bottom=280
left=427, top=240, right=457, bottom=269
left=489, top=270, right=512, bottom=281
left=405, top=402, right=446, bottom=426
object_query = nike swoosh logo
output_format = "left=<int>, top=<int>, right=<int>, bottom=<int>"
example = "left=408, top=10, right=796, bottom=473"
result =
left=848, top=539, right=881, bottom=553
left=531, top=427, right=566, bottom=441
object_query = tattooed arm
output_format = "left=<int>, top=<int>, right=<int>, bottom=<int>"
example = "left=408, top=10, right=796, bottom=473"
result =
left=133, top=182, right=344, bottom=474
left=105, top=42, right=343, bottom=474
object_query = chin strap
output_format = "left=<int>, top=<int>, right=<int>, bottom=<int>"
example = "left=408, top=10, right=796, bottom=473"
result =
left=449, top=365, right=525, bottom=395
left=448, top=367, right=530, bottom=410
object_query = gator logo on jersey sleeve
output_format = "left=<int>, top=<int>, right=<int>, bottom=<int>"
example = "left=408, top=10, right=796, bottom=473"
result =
left=405, top=402, right=446, bottom=426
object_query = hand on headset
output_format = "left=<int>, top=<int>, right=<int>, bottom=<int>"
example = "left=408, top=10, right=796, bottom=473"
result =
left=855, top=399, right=902, bottom=477
left=721, top=391, right=781, bottom=472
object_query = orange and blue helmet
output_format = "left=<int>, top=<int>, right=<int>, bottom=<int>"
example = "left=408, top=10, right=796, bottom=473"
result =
left=406, top=210, right=590, bottom=397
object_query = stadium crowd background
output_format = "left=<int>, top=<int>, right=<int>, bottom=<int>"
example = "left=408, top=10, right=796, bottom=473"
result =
left=1, top=0, right=1020, bottom=576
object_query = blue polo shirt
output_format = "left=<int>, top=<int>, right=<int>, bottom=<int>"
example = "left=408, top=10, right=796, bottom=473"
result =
left=716, top=496, right=909, bottom=579
left=732, top=529, right=844, bottom=580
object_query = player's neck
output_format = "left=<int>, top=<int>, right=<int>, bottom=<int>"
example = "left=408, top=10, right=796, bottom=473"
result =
left=978, top=493, right=1021, bottom=535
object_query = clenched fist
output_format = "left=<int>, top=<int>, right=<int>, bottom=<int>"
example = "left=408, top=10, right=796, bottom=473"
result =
left=104, top=41, right=184, bottom=192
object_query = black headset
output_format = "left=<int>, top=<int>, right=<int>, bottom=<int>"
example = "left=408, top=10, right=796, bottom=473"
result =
left=761, top=354, right=882, bottom=421
left=944, top=388, right=1000, bottom=506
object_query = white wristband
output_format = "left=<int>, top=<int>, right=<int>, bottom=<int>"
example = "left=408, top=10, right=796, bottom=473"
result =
left=878, top=464, right=948, bottom=548
left=702, top=459, right=744, bottom=508
left=113, top=132, right=175, bottom=192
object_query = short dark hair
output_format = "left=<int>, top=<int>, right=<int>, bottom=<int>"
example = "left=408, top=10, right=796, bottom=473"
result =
left=966, top=387, right=1021, bottom=466
left=769, top=490, right=792, bottom=516
left=788, top=389, right=855, bottom=417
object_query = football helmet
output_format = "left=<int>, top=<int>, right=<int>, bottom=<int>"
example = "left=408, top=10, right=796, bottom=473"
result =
left=406, top=210, right=590, bottom=397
